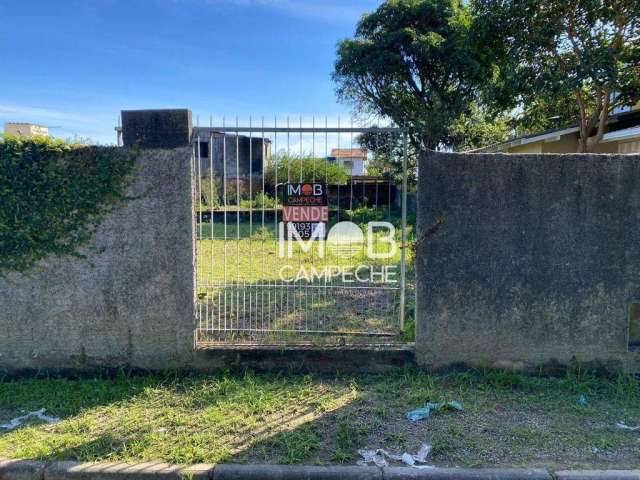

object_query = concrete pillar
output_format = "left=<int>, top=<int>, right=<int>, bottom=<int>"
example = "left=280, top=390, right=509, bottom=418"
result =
left=121, top=109, right=192, bottom=149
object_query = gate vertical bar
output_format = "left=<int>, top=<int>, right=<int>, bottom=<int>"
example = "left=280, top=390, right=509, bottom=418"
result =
left=223, top=117, right=228, bottom=332
left=399, top=130, right=408, bottom=331
left=249, top=117, right=253, bottom=333
left=235, top=117, right=241, bottom=332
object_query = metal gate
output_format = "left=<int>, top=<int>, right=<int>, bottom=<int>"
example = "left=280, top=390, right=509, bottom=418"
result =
left=192, top=118, right=408, bottom=346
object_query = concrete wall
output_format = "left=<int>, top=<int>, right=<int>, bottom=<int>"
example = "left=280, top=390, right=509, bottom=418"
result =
left=122, top=110, right=192, bottom=149
left=0, top=147, right=195, bottom=373
left=416, top=152, right=640, bottom=371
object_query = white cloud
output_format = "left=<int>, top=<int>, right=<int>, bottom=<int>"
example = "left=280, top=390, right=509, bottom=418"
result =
left=0, top=104, right=92, bottom=124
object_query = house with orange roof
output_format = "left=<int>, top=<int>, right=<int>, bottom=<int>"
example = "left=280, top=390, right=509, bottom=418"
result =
left=328, top=148, right=367, bottom=175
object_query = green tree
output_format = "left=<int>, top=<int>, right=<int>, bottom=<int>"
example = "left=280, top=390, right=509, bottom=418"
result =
left=333, top=0, right=488, bottom=150
left=474, top=0, right=640, bottom=152
left=357, top=131, right=418, bottom=186
left=264, top=155, right=348, bottom=189
left=510, top=95, right=581, bottom=138
left=449, top=103, right=513, bottom=151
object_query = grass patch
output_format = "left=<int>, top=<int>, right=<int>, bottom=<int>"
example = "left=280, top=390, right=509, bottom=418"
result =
left=1, top=369, right=638, bottom=468
left=194, top=219, right=416, bottom=343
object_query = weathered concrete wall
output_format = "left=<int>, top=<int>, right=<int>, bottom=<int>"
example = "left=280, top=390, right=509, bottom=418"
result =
left=0, top=148, right=195, bottom=372
left=416, top=152, right=640, bottom=371
left=122, top=110, right=192, bottom=149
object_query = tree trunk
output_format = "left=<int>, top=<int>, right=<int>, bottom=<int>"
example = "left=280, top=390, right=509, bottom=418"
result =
left=576, top=90, right=610, bottom=153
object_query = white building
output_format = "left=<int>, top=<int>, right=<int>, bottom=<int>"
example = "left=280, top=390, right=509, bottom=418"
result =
left=4, top=123, right=49, bottom=138
left=328, top=148, right=367, bottom=175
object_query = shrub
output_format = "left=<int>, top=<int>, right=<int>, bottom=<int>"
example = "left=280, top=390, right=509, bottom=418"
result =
left=264, top=155, right=348, bottom=190
left=198, top=177, right=221, bottom=208
left=239, top=192, right=277, bottom=209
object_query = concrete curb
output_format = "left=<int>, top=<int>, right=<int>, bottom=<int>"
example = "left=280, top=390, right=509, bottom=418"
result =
left=0, top=459, right=638, bottom=480
left=43, top=461, right=212, bottom=480
left=555, top=471, right=640, bottom=480
left=213, top=464, right=381, bottom=479
left=382, top=467, right=551, bottom=480
left=0, top=459, right=47, bottom=480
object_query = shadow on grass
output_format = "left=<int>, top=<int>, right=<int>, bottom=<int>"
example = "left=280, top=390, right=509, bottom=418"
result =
left=0, top=372, right=153, bottom=421
left=0, top=369, right=638, bottom=467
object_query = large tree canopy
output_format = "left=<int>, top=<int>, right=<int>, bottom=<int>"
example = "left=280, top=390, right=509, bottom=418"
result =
left=474, top=0, right=640, bottom=152
left=333, top=0, right=488, bottom=150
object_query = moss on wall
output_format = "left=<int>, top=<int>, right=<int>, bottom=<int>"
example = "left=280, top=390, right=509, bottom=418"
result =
left=0, top=136, right=138, bottom=274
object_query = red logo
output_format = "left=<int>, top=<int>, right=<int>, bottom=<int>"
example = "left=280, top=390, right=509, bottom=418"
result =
left=301, top=184, right=313, bottom=196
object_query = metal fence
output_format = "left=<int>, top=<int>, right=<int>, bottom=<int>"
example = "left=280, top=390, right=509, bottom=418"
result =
left=192, top=118, right=409, bottom=346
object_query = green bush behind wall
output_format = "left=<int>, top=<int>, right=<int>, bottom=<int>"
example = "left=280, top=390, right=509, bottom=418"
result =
left=0, top=136, right=138, bottom=275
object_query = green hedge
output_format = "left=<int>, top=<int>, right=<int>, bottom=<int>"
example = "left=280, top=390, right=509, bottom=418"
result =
left=0, top=136, right=138, bottom=274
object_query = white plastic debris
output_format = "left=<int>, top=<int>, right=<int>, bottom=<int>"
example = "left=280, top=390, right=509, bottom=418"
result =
left=357, top=449, right=389, bottom=467
left=0, top=409, right=60, bottom=430
left=616, top=421, right=640, bottom=431
left=401, top=452, right=415, bottom=466
left=358, top=443, right=433, bottom=468
left=414, top=443, right=432, bottom=462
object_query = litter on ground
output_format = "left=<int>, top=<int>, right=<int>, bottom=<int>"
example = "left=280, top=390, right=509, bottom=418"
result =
left=358, top=443, right=433, bottom=468
left=577, top=394, right=588, bottom=406
left=0, top=409, right=60, bottom=430
left=616, top=420, right=640, bottom=431
left=406, top=400, right=463, bottom=421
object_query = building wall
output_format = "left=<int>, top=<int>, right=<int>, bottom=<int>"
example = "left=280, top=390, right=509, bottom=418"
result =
left=416, top=151, right=640, bottom=372
left=506, top=134, right=638, bottom=154
left=338, top=157, right=365, bottom=175
left=0, top=147, right=195, bottom=373
left=541, top=135, right=579, bottom=153
left=508, top=143, right=543, bottom=154
left=196, top=134, right=269, bottom=180
left=593, top=142, right=620, bottom=154
left=618, top=140, right=640, bottom=154
left=4, top=123, right=49, bottom=138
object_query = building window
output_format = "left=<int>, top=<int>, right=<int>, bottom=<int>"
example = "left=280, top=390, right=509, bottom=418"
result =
left=343, top=160, right=354, bottom=170
left=198, top=141, right=209, bottom=158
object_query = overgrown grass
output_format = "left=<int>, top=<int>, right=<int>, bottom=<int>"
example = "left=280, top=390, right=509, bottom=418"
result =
left=194, top=218, right=416, bottom=342
left=195, top=235, right=408, bottom=284
left=1, top=369, right=638, bottom=468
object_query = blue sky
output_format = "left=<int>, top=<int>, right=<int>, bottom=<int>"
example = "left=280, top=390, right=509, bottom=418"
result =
left=0, top=0, right=381, bottom=144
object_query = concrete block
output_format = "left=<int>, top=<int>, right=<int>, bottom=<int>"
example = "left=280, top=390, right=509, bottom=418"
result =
left=0, top=459, right=46, bottom=480
left=122, top=109, right=192, bottom=149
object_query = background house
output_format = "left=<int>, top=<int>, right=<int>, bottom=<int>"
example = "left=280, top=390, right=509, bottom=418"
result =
left=327, top=148, right=367, bottom=175
left=473, top=103, right=640, bottom=154
left=195, top=131, right=271, bottom=179
left=3, top=123, right=49, bottom=138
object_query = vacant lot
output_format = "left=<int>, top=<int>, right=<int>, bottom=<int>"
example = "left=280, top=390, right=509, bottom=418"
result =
left=194, top=220, right=416, bottom=343
left=0, top=369, right=638, bottom=469
left=194, top=222, right=409, bottom=284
